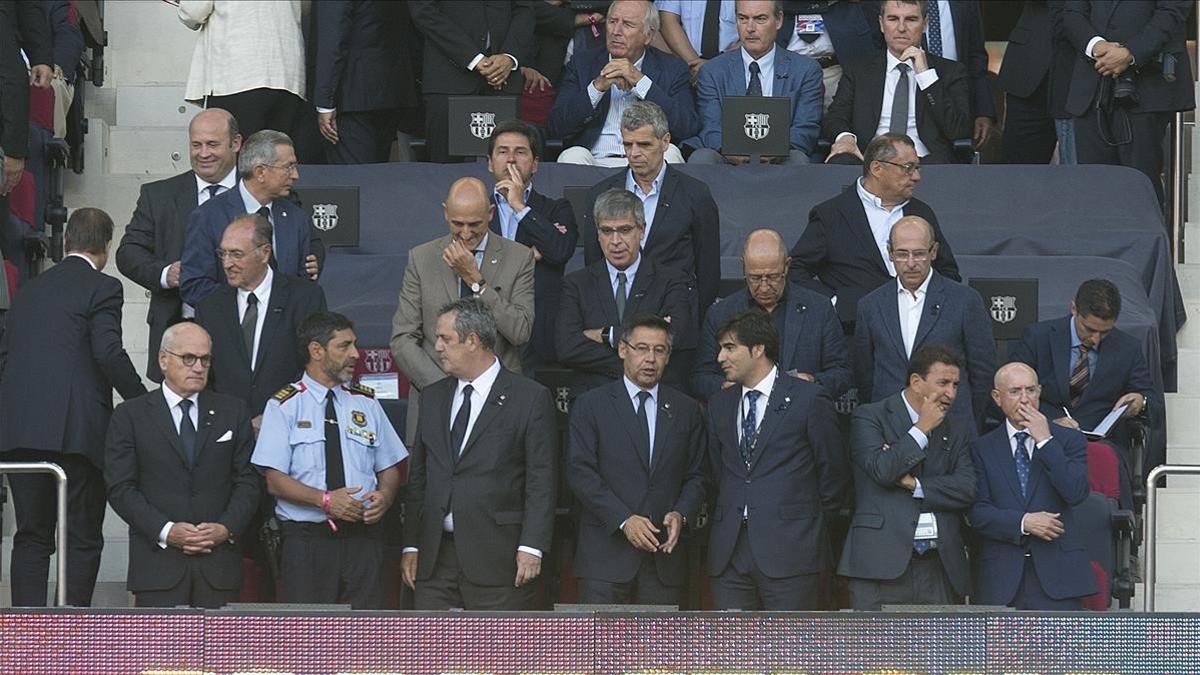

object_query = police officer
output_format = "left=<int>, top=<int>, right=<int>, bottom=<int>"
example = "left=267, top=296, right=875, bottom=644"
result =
left=251, top=311, right=407, bottom=609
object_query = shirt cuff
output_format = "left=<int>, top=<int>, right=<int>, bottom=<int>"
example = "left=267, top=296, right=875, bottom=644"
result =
left=158, top=521, right=173, bottom=549
left=908, top=425, right=929, bottom=449
left=834, top=132, right=856, bottom=145
left=502, top=53, right=519, bottom=70
left=1019, top=513, right=1030, bottom=536
left=1086, top=36, right=1105, bottom=58
left=315, top=106, right=335, bottom=114
left=609, top=325, right=618, bottom=348
left=587, top=81, right=605, bottom=107
left=632, top=75, right=653, bottom=99
left=515, top=206, right=531, bottom=222
left=159, top=264, right=173, bottom=289
left=467, top=53, right=486, bottom=71
left=912, top=478, right=924, bottom=499
left=517, top=545, right=542, bottom=559
left=1035, top=436, right=1052, bottom=450
left=914, top=68, right=938, bottom=89
left=402, top=546, right=419, bottom=554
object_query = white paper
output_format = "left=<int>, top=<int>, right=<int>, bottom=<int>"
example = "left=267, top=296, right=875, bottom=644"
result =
left=1082, top=403, right=1129, bottom=439
left=359, top=373, right=400, bottom=400
left=914, top=512, right=938, bottom=540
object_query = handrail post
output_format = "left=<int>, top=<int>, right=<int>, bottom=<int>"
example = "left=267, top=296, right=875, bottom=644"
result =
left=1143, top=464, right=1200, bottom=612
left=0, top=462, right=69, bottom=607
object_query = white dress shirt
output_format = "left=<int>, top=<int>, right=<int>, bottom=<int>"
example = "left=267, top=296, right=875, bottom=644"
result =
left=65, top=252, right=97, bottom=270
left=855, top=177, right=907, bottom=277
left=623, top=375, right=659, bottom=459
left=897, top=269, right=932, bottom=358
left=738, top=365, right=776, bottom=518
left=656, top=0, right=739, bottom=56
left=624, top=160, right=667, bottom=243
left=872, top=51, right=939, bottom=157
left=237, top=267, right=273, bottom=371
left=589, top=53, right=653, bottom=157
left=157, top=386, right=201, bottom=548
left=741, top=46, right=776, bottom=97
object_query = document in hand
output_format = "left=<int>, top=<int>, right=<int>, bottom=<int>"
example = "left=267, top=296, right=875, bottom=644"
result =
left=1081, top=403, right=1129, bottom=439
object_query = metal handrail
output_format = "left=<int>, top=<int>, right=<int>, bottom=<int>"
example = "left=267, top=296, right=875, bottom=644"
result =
left=1143, top=464, right=1200, bottom=611
left=0, top=462, right=68, bottom=607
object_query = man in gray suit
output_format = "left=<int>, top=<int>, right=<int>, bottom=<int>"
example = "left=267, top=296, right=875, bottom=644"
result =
left=839, top=344, right=976, bottom=610
left=401, top=299, right=558, bottom=610
left=390, top=177, right=535, bottom=442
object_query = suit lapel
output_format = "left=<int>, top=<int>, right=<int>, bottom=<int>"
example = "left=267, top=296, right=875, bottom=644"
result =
left=649, top=388, right=676, bottom=475
left=608, top=382, right=650, bottom=472
left=221, top=289, right=253, bottom=370
left=644, top=168, right=678, bottom=250
left=590, top=262, right=621, bottom=323
left=626, top=259, right=655, bottom=315
left=912, top=273, right=946, bottom=351
left=1050, top=317, right=1072, bottom=399
left=194, top=391, right=217, bottom=460
left=481, top=234, right=505, bottom=292
left=779, top=294, right=805, bottom=367
left=458, top=368, right=510, bottom=460
left=439, top=235, right=460, bottom=300
left=254, top=275, right=288, bottom=375
left=878, top=283, right=907, bottom=361
left=151, top=389, right=190, bottom=468
left=839, top=189, right=888, bottom=276
left=748, top=375, right=789, bottom=473
left=865, top=53, right=887, bottom=135
left=772, top=47, right=791, bottom=93
left=995, top=428, right=1026, bottom=504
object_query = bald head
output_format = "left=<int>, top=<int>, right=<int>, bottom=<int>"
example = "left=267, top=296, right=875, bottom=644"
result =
left=188, top=108, right=241, bottom=183
left=444, top=177, right=495, bottom=251
left=742, top=228, right=789, bottom=265
left=741, top=228, right=790, bottom=312
left=994, top=361, right=1037, bottom=390
left=159, top=321, right=213, bottom=397
left=161, top=321, right=210, bottom=354
left=888, top=216, right=935, bottom=249
left=889, top=215, right=938, bottom=293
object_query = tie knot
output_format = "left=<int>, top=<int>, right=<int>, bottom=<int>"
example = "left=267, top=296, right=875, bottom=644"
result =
left=179, top=398, right=193, bottom=413
left=257, top=205, right=271, bottom=219
left=749, top=61, right=761, bottom=74
left=637, top=390, right=652, bottom=405
left=746, top=390, right=761, bottom=407
left=326, top=388, right=336, bottom=402
left=1078, top=343, right=1089, bottom=355
left=206, top=184, right=222, bottom=198
left=896, top=62, right=910, bottom=73
left=246, top=292, right=258, bottom=305
left=1014, top=431, right=1029, bottom=446
left=461, top=384, right=474, bottom=400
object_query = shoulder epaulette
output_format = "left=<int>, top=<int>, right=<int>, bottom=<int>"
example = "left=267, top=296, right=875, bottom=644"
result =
left=273, top=383, right=301, bottom=403
left=345, top=381, right=375, bottom=398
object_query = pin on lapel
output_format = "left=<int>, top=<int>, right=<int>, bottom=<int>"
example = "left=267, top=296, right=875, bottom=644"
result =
left=776, top=396, right=792, bottom=412
left=497, top=393, right=507, bottom=406
left=490, top=258, right=498, bottom=265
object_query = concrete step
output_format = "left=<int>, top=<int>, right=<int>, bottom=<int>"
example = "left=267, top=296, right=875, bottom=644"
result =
left=116, top=84, right=191, bottom=128
left=1150, top=583, right=1200, bottom=611
left=1155, top=540, right=1200, bottom=584
left=107, top=126, right=192, bottom=176
left=1154, top=487, right=1200, bottom=540
left=107, top=0, right=196, bottom=88
left=1176, top=263, right=1200, bottom=294
left=1175, top=349, right=1200, bottom=393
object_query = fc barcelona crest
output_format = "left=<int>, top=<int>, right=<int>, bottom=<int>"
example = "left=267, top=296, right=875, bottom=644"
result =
left=351, top=410, right=367, bottom=427
left=311, top=203, right=339, bottom=231
left=470, top=112, right=497, bottom=140
left=743, top=113, right=770, bottom=141
left=990, top=295, right=1017, bottom=324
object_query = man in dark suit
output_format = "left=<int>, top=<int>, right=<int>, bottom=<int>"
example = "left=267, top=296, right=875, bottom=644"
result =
left=181, top=129, right=322, bottom=308
left=486, top=120, right=578, bottom=367
left=1009, top=278, right=1158, bottom=490
left=788, top=133, right=960, bottom=328
left=558, top=188, right=696, bottom=393
left=582, top=100, right=721, bottom=314
left=777, top=0, right=884, bottom=110
left=313, top=0, right=420, bottom=164
left=409, top=0, right=533, bottom=163
left=854, top=216, right=994, bottom=431
left=970, top=362, right=1097, bottom=609
left=117, top=109, right=243, bottom=382
left=694, top=229, right=850, bottom=402
left=0, top=208, right=147, bottom=606
left=824, top=0, right=972, bottom=164
left=104, top=322, right=259, bottom=608
left=567, top=313, right=707, bottom=605
left=548, top=0, right=696, bottom=166
left=920, top=0, right=995, bottom=150
left=195, top=215, right=327, bottom=425
left=840, top=344, right=975, bottom=609
left=688, top=0, right=823, bottom=164
left=997, top=0, right=1059, bottom=164
left=1061, top=0, right=1194, bottom=208
left=706, top=309, right=848, bottom=609
left=0, top=0, right=32, bottom=266
left=401, top=299, right=558, bottom=610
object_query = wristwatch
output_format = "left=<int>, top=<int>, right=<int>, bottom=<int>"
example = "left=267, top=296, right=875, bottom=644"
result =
left=601, top=326, right=613, bottom=346
left=470, top=279, right=486, bottom=294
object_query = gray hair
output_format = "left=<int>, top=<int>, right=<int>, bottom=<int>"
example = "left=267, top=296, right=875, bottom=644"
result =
left=227, top=213, right=274, bottom=249
left=237, top=129, right=293, bottom=179
left=438, top=298, right=498, bottom=352
left=620, top=100, right=669, bottom=139
left=736, top=0, right=783, bottom=14
left=161, top=321, right=210, bottom=354
left=593, top=188, right=645, bottom=230
left=610, top=0, right=659, bottom=36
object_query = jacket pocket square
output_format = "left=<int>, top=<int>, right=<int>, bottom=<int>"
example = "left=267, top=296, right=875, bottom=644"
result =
left=216, top=430, right=233, bottom=442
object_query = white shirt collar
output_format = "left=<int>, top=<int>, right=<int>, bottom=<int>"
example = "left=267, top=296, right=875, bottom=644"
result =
left=456, top=356, right=502, bottom=401
left=1005, top=419, right=1032, bottom=446
left=896, top=267, right=933, bottom=299
left=740, top=45, right=776, bottom=77
left=886, top=49, right=914, bottom=73
left=162, top=384, right=200, bottom=410
left=741, top=364, right=778, bottom=401
left=65, top=252, right=97, bottom=270
left=238, top=265, right=273, bottom=303
left=626, top=159, right=667, bottom=198
left=623, top=375, right=659, bottom=405
left=606, top=253, right=641, bottom=283
left=239, top=180, right=270, bottom=212
left=473, top=233, right=490, bottom=254
left=195, top=166, right=237, bottom=196
left=856, top=177, right=908, bottom=213
left=900, top=389, right=921, bottom=423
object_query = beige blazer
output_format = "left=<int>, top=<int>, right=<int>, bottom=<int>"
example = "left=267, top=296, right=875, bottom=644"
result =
left=390, top=233, right=535, bottom=441
left=179, top=0, right=305, bottom=102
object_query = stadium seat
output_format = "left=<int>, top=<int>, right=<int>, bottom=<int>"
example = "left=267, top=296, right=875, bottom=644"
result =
left=1078, top=441, right=1136, bottom=610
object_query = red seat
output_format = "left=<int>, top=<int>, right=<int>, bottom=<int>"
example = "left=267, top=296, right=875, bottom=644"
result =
left=1087, top=441, right=1121, bottom=500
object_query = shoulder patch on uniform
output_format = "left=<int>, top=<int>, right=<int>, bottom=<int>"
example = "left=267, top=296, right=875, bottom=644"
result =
left=345, top=381, right=375, bottom=398
left=273, top=384, right=300, bottom=403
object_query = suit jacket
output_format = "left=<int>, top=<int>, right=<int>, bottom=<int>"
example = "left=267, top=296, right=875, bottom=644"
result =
left=490, top=187, right=578, bottom=364
left=313, top=0, right=419, bottom=112
left=528, top=0, right=581, bottom=86
left=940, top=0, right=996, bottom=120
left=408, top=0, right=533, bottom=96
left=104, top=389, right=259, bottom=593
left=116, top=170, right=201, bottom=382
left=788, top=185, right=961, bottom=324
left=556, top=257, right=697, bottom=391
left=0, top=256, right=146, bottom=467
left=390, top=233, right=535, bottom=441
left=839, top=392, right=975, bottom=596
left=694, top=46, right=823, bottom=154
left=969, top=421, right=1098, bottom=603
left=1009, top=315, right=1158, bottom=431
left=403, top=367, right=558, bottom=586
left=855, top=272, right=996, bottom=430
left=194, top=272, right=327, bottom=417
left=547, top=45, right=699, bottom=149
left=706, top=373, right=848, bottom=577
left=693, top=283, right=851, bottom=402
left=567, top=379, right=706, bottom=585
left=583, top=165, right=721, bottom=313
left=777, top=1, right=883, bottom=63
left=1062, top=0, right=1194, bottom=116
left=823, top=51, right=973, bottom=163
left=0, top=1, right=30, bottom=158
left=180, top=187, right=322, bottom=307
left=997, top=0, right=1053, bottom=99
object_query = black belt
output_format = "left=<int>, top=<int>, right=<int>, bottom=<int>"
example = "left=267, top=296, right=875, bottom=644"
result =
left=815, top=54, right=838, bottom=69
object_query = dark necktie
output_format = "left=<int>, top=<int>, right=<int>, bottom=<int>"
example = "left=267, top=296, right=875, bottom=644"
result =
left=179, top=399, right=197, bottom=467
left=615, top=271, right=628, bottom=321
left=636, top=390, right=652, bottom=463
left=324, top=390, right=346, bottom=491
left=257, top=205, right=278, bottom=270
left=699, top=0, right=722, bottom=59
left=1069, top=344, right=1090, bottom=407
left=450, top=384, right=474, bottom=459
left=242, top=292, right=258, bottom=367
left=1013, top=431, right=1031, bottom=499
left=925, top=1, right=943, bottom=57
left=889, top=63, right=911, bottom=136
left=747, top=61, right=763, bottom=97
left=739, top=390, right=761, bottom=468
left=205, top=184, right=222, bottom=200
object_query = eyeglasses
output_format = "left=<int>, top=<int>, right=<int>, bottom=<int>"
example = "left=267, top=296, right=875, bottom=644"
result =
left=165, top=350, right=212, bottom=368
left=265, top=162, right=299, bottom=174
left=876, top=159, right=921, bottom=175
left=621, top=340, right=670, bottom=357
left=215, top=245, right=266, bottom=261
left=598, top=225, right=641, bottom=238
left=890, top=249, right=931, bottom=262
left=746, top=272, right=786, bottom=287
left=1001, top=385, right=1041, bottom=397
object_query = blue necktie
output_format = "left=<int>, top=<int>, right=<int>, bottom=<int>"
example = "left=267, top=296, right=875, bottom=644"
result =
left=1014, top=431, right=1031, bottom=499
left=740, top=390, right=761, bottom=467
left=747, top=61, right=763, bottom=97
left=914, top=537, right=932, bottom=556
left=926, top=1, right=943, bottom=56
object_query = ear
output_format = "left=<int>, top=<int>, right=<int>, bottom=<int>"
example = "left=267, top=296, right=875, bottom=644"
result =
left=928, top=240, right=939, bottom=262
left=990, top=388, right=1002, bottom=408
